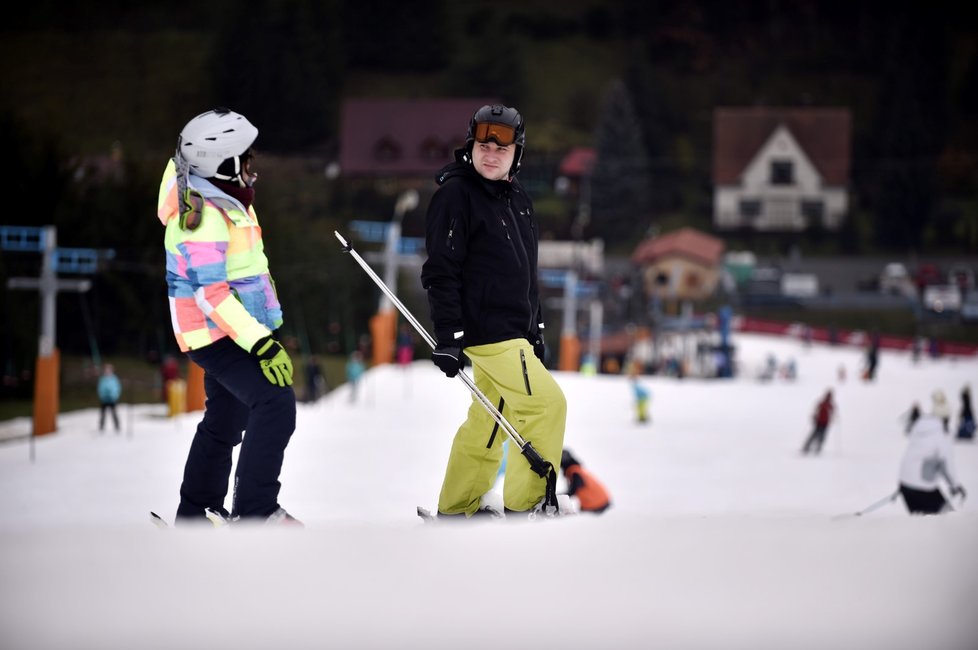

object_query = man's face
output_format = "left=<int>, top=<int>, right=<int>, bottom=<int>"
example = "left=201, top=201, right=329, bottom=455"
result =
left=472, top=141, right=515, bottom=181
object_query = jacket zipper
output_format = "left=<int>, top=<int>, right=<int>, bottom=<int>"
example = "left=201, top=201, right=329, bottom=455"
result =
left=500, top=215, right=523, bottom=268
left=446, top=216, right=457, bottom=250
left=506, top=199, right=529, bottom=268
left=508, top=201, right=535, bottom=331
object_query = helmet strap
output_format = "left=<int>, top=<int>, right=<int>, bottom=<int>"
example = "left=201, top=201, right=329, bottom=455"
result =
left=214, top=152, right=257, bottom=187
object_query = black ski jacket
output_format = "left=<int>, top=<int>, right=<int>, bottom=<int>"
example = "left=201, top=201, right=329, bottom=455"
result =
left=421, top=152, right=543, bottom=348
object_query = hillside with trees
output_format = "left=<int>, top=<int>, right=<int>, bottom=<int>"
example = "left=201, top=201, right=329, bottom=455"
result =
left=1, top=0, right=975, bottom=402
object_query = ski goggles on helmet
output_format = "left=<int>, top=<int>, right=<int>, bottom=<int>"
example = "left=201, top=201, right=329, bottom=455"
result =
left=472, top=121, right=517, bottom=147
left=180, top=187, right=205, bottom=231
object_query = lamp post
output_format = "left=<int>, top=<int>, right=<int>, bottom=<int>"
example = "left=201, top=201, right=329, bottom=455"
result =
left=380, top=189, right=420, bottom=312
left=370, top=189, right=420, bottom=365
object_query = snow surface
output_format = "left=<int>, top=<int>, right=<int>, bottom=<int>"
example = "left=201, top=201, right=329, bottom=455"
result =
left=0, top=333, right=976, bottom=650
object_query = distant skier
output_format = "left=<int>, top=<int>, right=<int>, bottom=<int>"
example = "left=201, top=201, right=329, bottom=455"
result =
left=780, top=357, right=797, bottom=381
left=899, top=399, right=967, bottom=515
left=863, top=333, right=880, bottom=381
left=97, top=364, right=122, bottom=433
left=931, top=389, right=951, bottom=433
left=346, top=351, right=366, bottom=403
left=560, top=449, right=611, bottom=514
left=396, top=323, right=415, bottom=367
left=957, top=384, right=974, bottom=440
left=303, top=356, right=326, bottom=403
left=801, top=389, right=835, bottom=455
left=630, top=372, right=651, bottom=424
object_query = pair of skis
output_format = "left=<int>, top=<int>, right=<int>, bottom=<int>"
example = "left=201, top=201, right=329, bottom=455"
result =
left=150, top=509, right=228, bottom=529
left=416, top=506, right=504, bottom=524
left=418, top=494, right=577, bottom=524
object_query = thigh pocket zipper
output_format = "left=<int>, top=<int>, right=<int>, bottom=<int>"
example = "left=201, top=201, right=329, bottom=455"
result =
left=520, top=349, right=532, bottom=395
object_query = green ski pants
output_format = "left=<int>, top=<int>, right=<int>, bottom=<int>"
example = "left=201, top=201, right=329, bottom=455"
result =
left=437, top=338, right=566, bottom=515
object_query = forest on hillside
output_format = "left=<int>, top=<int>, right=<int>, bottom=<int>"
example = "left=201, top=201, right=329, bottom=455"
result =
left=1, top=0, right=976, bottom=380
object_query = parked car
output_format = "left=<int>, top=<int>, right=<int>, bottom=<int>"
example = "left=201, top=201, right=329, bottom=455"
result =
left=879, top=262, right=916, bottom=298
left=781, top=273, right=819, bottom=298
left=922, top=284, right=961, bottom=314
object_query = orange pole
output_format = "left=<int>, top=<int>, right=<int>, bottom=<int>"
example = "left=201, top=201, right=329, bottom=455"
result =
left=185, top=360, right=206, bottom=412
left=32, top=348, right=60, bottom=436
left=370, top=310, right=397, bottom=366
left=558, top=333, right=581, bottom=372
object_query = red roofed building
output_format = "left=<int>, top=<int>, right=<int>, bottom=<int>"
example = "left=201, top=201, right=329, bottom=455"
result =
left=713, top=107, right=851, bottom=232
left=339, top=97, right=499, bottom=177
left=631, top=228, right=725, bottom=301
left=558, top=146, right=596, bottom=177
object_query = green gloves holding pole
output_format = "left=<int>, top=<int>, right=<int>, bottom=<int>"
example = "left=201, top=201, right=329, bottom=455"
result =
left=251, top=336, right=294, bottom=387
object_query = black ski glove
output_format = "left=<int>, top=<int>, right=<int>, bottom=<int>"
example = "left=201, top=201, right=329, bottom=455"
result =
left=432, top=343, right=465, bottom=378
left=532, top=335, right=546, bottom=363
left=951, top=484, right=967, bottom=501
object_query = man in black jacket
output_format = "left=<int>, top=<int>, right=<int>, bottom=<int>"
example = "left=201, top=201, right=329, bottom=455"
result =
left=421, top=104, right=567, bottom=519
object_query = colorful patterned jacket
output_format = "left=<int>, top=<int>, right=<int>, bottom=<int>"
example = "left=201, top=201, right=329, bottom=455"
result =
left=157, top=159, right=283, bottom=353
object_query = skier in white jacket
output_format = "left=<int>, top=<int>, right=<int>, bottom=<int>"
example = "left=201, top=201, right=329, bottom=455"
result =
left=898, top=403, right=967, bottom=515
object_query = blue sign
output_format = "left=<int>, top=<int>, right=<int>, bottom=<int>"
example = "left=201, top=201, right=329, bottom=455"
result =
left=349, top=220, right=391, bottom=243
left=398, top=238, right=425, bottom=255
left=0, top=225, right=45, bottom=252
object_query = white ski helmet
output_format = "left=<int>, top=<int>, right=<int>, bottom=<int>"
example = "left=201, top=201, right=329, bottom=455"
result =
left=178, top=107, right=258, bottom=178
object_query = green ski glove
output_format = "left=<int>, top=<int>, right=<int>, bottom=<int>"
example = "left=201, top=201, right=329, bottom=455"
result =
left=251, top=336, right=294, bottom=387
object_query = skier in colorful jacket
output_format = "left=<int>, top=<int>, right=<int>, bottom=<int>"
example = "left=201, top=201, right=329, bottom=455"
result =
left=156, top=107, right=300, bottom=526
left=421, top=104, right=567, bottom=518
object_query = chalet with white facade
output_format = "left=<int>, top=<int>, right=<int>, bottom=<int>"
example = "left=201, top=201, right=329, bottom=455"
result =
left=712, top=107, right=851, bottom=232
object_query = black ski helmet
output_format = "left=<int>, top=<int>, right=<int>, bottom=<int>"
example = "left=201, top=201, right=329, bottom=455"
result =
left=465, top=104, right=525, bottom=177
left=560, top=449, right=579, bottom=472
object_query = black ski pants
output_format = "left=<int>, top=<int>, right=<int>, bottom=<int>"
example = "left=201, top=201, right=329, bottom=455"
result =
left=900, top=484, right=948, bottom=515
left=99, top=402, right=119, bottom=432
left=802, top=424, right=828, bottom=454
left=176, top=337, right=296, bottom=522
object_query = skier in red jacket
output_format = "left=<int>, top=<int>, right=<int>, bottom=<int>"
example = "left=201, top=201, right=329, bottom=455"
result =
left=801, top=389, right=835, bottom=455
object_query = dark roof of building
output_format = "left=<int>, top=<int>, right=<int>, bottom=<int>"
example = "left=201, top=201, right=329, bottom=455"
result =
left=631, top=227, right=725, bottom=267
left=339, top=97, right=500, bottom=176
left=712, top=107, right=851, bottom=185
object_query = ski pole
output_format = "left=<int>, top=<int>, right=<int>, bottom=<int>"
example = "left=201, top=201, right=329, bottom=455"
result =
left=832, top=489, right=899, bottom=520
left=335, top=231, right=560, bottom=512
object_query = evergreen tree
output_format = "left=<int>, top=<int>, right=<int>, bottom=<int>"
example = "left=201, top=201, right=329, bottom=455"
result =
left=590, top=79, right=652, bottom=247
left=870, top=1, right=948, bottom=252
left=209, top=0, right=343, bottom=151
left=343, top=0, right=449, bottom=72
left=447, top=8, right=525, bottom=103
